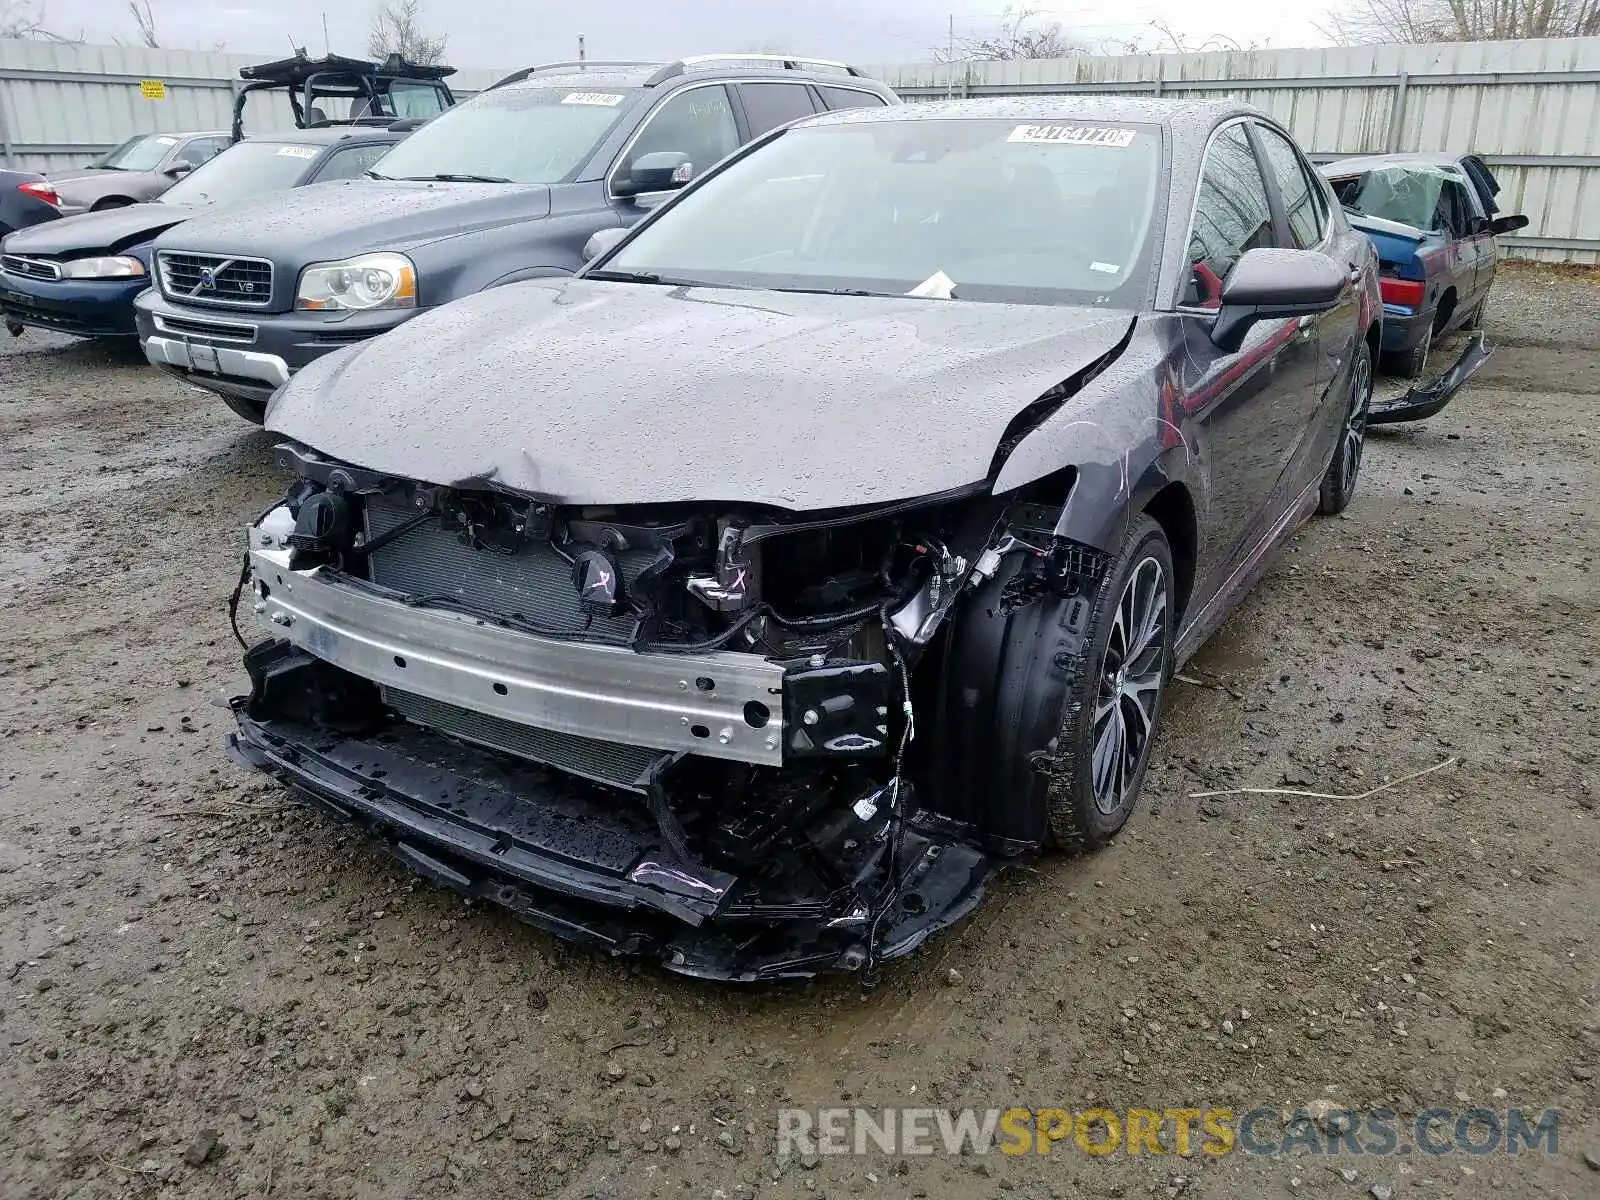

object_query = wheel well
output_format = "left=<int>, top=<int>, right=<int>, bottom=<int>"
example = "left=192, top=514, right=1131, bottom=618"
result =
left=1433, top=288, right=1457, bottom=332
left=1143, top=482, right=1197, bottom=625
left=91, top=197, right=134, bottom=210
left=1365, top=320, right=1381, bottom=362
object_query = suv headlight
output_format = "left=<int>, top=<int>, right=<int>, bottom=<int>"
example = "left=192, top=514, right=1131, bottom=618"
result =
left=295, top=252, right=416, bottom=312
left=60, top=256, right=146, bottom=279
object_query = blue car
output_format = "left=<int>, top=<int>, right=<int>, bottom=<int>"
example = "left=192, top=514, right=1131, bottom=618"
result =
left=1320, top=153, right=1527, bottom=377
left=0, top=168, right=63, bottom=240
left=1, top=126, right=403, bottom=341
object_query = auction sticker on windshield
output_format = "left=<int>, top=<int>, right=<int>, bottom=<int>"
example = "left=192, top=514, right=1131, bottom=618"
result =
left=1008, top=124, right=1136, bottom=148
left=562, top=92, right=625, bottom=106
left=276, top=146, right=318, bottom=158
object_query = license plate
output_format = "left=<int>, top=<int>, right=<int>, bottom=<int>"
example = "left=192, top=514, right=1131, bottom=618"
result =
left=187, top=342, right=220, bottom=374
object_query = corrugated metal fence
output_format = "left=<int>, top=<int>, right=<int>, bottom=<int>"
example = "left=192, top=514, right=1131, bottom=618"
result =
left=868, top=37, right=1600, bottom=264
left=0, top=40, right=500, bottom=174
left=3, top=35, right=1596, bottom=262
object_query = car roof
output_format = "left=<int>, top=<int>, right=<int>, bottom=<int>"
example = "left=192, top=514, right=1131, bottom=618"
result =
left=789, top=95, right=1256, bottom=133
left=243, top=127, right=402, bottom=147
left=490, top=54, right=891, bottom=94
left=133, top=129, right=228, bottom=140
left=1321, top=151, right=1464, bottom=175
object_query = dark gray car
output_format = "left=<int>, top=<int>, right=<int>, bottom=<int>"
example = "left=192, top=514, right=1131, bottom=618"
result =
left=226, top=97, right=1383, bottom=980
left=134, top=55, right=896, bottom=421
left=49, top=131, right=231, bottom=216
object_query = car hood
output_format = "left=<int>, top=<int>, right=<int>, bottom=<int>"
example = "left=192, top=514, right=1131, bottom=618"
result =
left=2, top=203, right=196, bottom=255
left=151, top=180, right=553, bottom=259
left=44, top=168, right=118, bottom=185
left=268, top=278, right=1138, bottom=510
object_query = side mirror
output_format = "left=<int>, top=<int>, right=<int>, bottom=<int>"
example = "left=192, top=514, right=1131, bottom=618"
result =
left=164, top=161, right=194, bottom=178
left=614, top=151, right=693, bottom=198
left=1211, top=247, right=1344, bottom=353
left=1488, top=214, right=1529, bottom=236
left=582, top=227, right=629, bottom=263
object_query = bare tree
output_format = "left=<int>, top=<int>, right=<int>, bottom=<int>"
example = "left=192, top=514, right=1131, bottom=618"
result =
left=367, top=0, right=448, bottom=64
left=1321, top=0, right=1600, bottom=43
left=126, top=0, right=158, bottom=48
left=940, top=6, right=1084, bottom=61
left=1132, top=19, right=1262, bottom=53
left=0, top=0, right=83, bottom=41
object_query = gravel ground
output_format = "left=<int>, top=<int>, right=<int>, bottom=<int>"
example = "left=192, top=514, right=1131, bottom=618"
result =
left=1, top=263, right=1596, bottom=1200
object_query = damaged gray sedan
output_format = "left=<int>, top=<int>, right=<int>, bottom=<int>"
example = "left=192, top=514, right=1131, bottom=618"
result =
left=228, top=98, right=1380, bottom=980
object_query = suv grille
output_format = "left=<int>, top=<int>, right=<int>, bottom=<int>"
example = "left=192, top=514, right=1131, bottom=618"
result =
left=157, top=252, right=272, bottom=307
left=0, top=254, right=61, bottom=281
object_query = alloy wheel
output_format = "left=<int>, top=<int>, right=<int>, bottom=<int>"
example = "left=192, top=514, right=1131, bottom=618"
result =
left=1341, top=348, right=1372, bottom=494
left=1091, top=556, right=1168, bottom=815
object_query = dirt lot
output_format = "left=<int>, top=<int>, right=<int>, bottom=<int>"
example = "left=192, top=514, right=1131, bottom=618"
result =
left=1, top=264, right=1596, bottom=1200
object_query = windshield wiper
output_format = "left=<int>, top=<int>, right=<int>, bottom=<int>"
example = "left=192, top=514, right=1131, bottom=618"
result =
left=390, top=172, right=513, bottom=184
left=362, top=169, right=390, bottom=180
left=583, top=269, right=664, bottom=284
left=771, top=286, right=882, bottom=297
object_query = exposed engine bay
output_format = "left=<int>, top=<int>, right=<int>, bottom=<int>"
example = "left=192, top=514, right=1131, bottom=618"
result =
left=228, top=442, right=1105, bottom=981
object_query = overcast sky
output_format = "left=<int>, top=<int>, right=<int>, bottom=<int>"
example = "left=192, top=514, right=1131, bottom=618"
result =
left=39, top=1, right=1334, bottom=68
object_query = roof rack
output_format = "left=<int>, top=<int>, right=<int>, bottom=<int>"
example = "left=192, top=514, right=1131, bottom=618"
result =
left=644, top=53, right=863, bottom=86
left=485, top=59, right=661, bottom=91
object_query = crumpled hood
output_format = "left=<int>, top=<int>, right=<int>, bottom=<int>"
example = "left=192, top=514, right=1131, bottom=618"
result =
left=268, top=278, right=1137, bottom=510
left=2, top=203, right=195, bottom=256
left=151, top=180, right=552, bottom=259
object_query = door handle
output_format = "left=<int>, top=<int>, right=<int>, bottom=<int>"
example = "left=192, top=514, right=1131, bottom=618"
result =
left=1295, top=314, right=1317, bottom=341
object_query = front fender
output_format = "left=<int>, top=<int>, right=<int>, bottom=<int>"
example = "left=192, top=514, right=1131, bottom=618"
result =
left=1051, top=442, right=1192, bottom=553
left=990, top=325, right=1196, bottom=553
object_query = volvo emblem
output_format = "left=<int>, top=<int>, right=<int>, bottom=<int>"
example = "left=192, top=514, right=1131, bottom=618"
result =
left=197, top=268, right=216, bottom=290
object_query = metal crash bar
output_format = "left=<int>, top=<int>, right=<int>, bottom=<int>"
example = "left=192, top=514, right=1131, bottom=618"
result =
left=247, top=542, right=787, bottom=767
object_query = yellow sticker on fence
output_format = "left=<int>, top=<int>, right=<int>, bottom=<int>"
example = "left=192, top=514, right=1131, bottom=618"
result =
left=139, top=80, right=167, bottom=100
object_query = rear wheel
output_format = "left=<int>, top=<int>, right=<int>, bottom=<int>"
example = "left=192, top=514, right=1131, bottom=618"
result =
left=1385, top=320, right=1432, bottom=379
left=1318, top=338, right=1372, bottom=515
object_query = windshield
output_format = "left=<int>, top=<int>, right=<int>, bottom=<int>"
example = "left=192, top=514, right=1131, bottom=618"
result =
left=92, top=134, right=178, bottom=172
left=601, top=118, right=1163, bottom=306
left=369, top=85, right=642, bottom=184
left=1330, top=164, right=1449, bottom=230
left=160, top=140, right=319, bottom=206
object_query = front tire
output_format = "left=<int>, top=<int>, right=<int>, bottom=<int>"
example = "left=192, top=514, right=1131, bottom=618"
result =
left=1318, top=338, right=1372, bottom=515
left=922, top=515, right=1175, bottom=853
left=1040, top=517, right=1175, bottom=849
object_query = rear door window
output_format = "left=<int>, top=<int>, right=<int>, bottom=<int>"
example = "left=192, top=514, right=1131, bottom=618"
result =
left=1184, top=123, right=1278, bottom=308
left=818, top=85, right=890, bottom=111
left=1434, top=178, right=1474, bottom=238
left=737, top=83, right=820, bottom=136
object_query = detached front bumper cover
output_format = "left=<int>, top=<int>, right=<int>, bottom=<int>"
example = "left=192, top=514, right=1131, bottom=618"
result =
left=1368, top=331, right=1491, bottom=426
